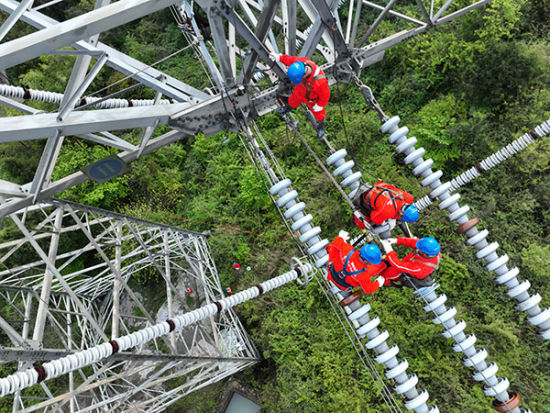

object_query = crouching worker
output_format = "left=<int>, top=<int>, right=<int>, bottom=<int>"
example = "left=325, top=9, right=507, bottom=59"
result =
left=326, top=231, right=386, bottom=295
left=269, top=52, right=330, bottom=138
left=379, top=237, right=441, bottom=289
left=352, top=181, right=419, bottom=237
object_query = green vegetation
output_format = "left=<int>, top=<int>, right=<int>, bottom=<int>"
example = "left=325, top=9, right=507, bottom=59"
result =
left=0, top=0, right=549, bottom=412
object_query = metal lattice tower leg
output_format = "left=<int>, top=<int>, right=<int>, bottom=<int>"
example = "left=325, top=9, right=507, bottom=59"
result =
left=0, top=200, right=259, bottom=412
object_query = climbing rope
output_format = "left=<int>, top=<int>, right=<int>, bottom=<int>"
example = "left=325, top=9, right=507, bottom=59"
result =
left=168, top=214, right=265, bottom=237
left=289, top=117, right=356, bottom=210
left=87, top=44, right=197, bottom=99
left=283, top=110, right=390, bottom=244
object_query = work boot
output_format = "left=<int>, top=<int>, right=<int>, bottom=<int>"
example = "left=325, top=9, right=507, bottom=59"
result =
left=316, top=120, right=326, bottom=138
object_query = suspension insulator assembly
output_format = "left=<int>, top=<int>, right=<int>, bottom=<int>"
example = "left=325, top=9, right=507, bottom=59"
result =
left=332, top=286, right=439, bottom=412
left=414, top=118, right=549, bottom=210
left=326, top=148, right=362, bottom=199
left=269, top=178, right=330, bottom=272
left=414, top=285, right=529, bottom=413
left=0, top=84, right=173, bottom=109
left=380, top=116, right=550, bottom=342
left=269, top=177, right=437, bottom=411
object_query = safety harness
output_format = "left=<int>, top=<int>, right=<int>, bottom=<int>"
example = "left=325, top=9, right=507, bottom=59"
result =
left=303, top=64, right=326, bottom=102
left=368, top=186, right=403, bottom=211
left=329, top=251, right=366, bottom=289
left=406, top=254, right=441, bottom=275
left=383, top=254, right=440, bottom=283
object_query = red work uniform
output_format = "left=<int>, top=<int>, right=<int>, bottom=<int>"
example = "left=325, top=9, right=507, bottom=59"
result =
left=279, top=55, right=330, bottom=121
left=353, top=181, right=414, bottom=228
left=381, top=237, right=441, bottom=286
left=326, top=236, right=386, bottom=294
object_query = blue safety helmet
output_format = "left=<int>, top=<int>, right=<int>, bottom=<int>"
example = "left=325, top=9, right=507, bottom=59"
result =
left=359, top=244, right=382, bottom=265
left=402, top=205, right=419, bottom=223
left=287, top=61, right=305, bottom=85
left=416, top=237, right=440, bottom=256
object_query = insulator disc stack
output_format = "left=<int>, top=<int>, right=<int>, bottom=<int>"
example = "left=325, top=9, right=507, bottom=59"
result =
left=414, top=285, right=529, bottom=413
left=380, top=116, right=550, bottom=341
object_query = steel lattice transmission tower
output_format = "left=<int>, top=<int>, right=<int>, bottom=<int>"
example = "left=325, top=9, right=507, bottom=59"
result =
left=0, top=0, right=494, bottom=217
left=0, top=0, right=495, bottom=411
left=0, top=200, right=260, bottom=411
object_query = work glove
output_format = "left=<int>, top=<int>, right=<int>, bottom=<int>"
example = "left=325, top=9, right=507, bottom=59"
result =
left=380, top=239, right=393, bottom=253
left=338, top=230, right=350, bottom=242
left=312, top=103, right=324, bottom=112
left=269, top=52, right=280, bottom=62
left=376, top=276, right=385, bottom=287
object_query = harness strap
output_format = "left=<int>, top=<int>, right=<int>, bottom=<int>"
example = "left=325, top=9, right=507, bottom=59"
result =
left=342, top=251, right=366, bottom=276
left=304, top=69, right=327, bottom=102
left=409, top=254, right=440, bottom=270
left=368, top=186, right=404, bottom=211
left=329, top=264, right=354, bottom=289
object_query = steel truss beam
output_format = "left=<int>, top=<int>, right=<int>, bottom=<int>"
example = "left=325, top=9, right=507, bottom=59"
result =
left=0, top=0, right=491, bottom=217
left=240, top=0, right=281, bottom=85
left=0, top=84, right=287, bottom=216
left=205, top=0, right=287, bottom=79
left=0, top=200, right=259, bottom=412
left=0, top=0, right=208, bottom=102
left=353, top=0, right=494, bottom=62
left=0, top=102, right=189, bottom=142
left=0, top=0, right=183, bottom=70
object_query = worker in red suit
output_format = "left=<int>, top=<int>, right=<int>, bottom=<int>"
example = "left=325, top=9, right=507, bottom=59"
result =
left=379, top=237, right=440, bottom=289
left=352, top=181, right=419, bottom=236
left=269, top=52, right=330, bottom=138
left=326, top=231, right=386, bottom=295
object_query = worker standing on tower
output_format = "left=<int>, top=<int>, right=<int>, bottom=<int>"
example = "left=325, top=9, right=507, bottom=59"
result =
left=352, top=181, right=419, bottom=236
left=326, top=231, right=386, bottom=295
left=269, top=53, right=331, bottom=138
left=379, top=237, right=441, bottom=289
